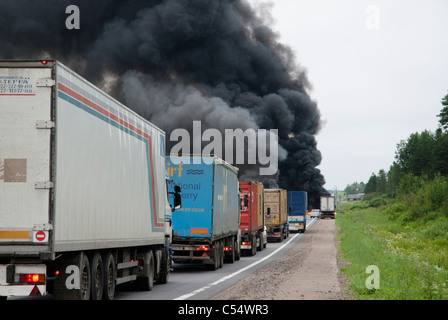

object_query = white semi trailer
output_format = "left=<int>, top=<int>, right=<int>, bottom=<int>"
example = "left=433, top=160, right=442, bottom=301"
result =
left=0, top=60, right=176, bottom=300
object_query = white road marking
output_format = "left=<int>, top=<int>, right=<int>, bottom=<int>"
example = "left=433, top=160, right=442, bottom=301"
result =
left=173, top=217, right=318, bottom=300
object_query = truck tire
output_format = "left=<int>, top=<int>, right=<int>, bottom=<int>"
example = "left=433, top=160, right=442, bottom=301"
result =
left=79, top=252, right=91, bottom=300
left=206, top=244, right=220, bottom=271
left=257, top=235, right=263, bottom=252
left=218, top=240, right=224, bottom=268
left=102, top=251, right=116, bottom=300
left=225, top=237, right=235, bottom=263
left=90, top=252, right=104, bottom=300
left=136, top=250, right=154, bottom=291
left=235, top=239, right=241, bottom=261
left=156, top=247, right=170, bottom=284
left=250, top=237, right=257, bottom=256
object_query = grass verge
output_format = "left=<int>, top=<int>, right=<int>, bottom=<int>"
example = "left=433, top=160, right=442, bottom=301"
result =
left=336, top=202, right=448, bottom=299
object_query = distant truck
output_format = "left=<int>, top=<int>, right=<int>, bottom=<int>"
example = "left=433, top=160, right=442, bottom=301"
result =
left=320, top=195, right=336, bottom=219
left=264, top=189, right=289, bottom=242
left=0, top=60, right=174, bottom=300
left=287, top=191, right=308, bottom=233
left=166, top=155, right=241, bottom=270
left=239, top=181, right=266, bottom=255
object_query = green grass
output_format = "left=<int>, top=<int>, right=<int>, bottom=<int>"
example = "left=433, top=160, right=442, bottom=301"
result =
left=336, top=202, right=448, bottom=299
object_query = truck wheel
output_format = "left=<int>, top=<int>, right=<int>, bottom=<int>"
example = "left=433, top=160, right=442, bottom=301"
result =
left=225, top=237, right=235, bottom=263
left=80, top=252, right=91, bottom=300
left=102, top=252, right=116, bottom=300
left=250, top=238, right=257, bottom=256
left=156, top=247, right=170, bottom=284
left=219, top=241, right=224, bottom=268
left=90, top=252, right=104, bottom=300
left=206, top=244, right=220, bottom=271
left=235, top=239, right=241, bottom=261
left=257, top=235, right=263, bottom=252
left=136, top=250, right=154, bottom=291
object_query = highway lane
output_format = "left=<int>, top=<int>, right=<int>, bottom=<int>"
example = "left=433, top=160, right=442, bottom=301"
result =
left=115, top=216, right=318, bottom=300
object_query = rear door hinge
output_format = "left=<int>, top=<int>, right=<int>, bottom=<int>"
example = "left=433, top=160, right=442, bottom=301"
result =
left=37, top=78, right=56, bottom=87
left=35, top=120, right=55, bottom=129
left=35, top=181, right=54, bottom=189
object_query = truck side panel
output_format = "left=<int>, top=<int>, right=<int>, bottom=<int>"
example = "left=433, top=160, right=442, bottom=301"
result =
left=281, top=189, right=287, bottom=224
left=0, top=66, right=53, bottom=251
left=212, top=163, right=239, bottom=239
left=53, top=63, right=167, bottom=251
left=257, top=183, right=264, bottom=229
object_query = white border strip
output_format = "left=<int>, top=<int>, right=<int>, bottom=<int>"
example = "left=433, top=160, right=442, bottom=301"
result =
left=174, top=217, right=318, bottom=300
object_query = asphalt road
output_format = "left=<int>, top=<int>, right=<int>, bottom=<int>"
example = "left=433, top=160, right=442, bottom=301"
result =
left=115, top=216, right=318, bottom=300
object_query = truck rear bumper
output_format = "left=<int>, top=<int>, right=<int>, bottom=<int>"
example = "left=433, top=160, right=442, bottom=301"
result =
left=267, top=233, right=283, bottom=241
left=171, top=244, right=214, bottom=263
left=0, top=264, right=47, bottom=298
left=288, top=222, right=305, bottom=230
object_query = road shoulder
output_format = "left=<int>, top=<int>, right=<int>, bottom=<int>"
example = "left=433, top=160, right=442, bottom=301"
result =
left=211, top=219, right=350, bottom=300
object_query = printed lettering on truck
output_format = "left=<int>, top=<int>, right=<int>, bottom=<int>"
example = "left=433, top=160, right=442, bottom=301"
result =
left=166, top=158, right=213, bottom=238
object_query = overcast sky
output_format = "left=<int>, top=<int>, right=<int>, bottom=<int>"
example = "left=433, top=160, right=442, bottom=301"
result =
left=253, top=0, right=448, bottom=190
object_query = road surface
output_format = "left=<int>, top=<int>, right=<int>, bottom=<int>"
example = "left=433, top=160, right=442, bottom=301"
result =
left=116, top=217, right=318, bottom=300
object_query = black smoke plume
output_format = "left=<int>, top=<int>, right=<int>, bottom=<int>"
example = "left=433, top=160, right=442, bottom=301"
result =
left=0, top=0, right=327, bottom=206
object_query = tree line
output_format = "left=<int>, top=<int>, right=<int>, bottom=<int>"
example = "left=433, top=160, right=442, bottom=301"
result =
left=346, top=91, right=448, bottom=198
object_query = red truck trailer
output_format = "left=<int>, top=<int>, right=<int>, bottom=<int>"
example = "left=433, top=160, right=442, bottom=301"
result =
left=239, top=181, right=267, bottom=256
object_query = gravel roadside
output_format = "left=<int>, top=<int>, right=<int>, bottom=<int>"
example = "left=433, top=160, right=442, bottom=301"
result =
left=211, top=219, right=351, bottom=300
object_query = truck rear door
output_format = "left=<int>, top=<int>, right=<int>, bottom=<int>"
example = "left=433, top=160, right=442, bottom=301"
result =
left=0, top=61, right=53, bottom=249
left=166, top=156, right=214, bottom=239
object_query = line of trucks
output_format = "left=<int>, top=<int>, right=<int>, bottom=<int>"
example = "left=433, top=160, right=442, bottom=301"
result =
left=0, top=60, right=318, bottom=300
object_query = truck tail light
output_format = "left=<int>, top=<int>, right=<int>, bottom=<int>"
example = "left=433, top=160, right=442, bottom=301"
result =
left=224, top=246, right=232, bottom=252
left=242, top=241, right=250, bottom=246
left=18, top=273, right=45, bottom=284
left=195, top=245, right=209, bottom=251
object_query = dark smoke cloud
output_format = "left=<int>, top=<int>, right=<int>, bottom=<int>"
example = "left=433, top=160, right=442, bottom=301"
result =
left=0, top=0, right=327, bottom=205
